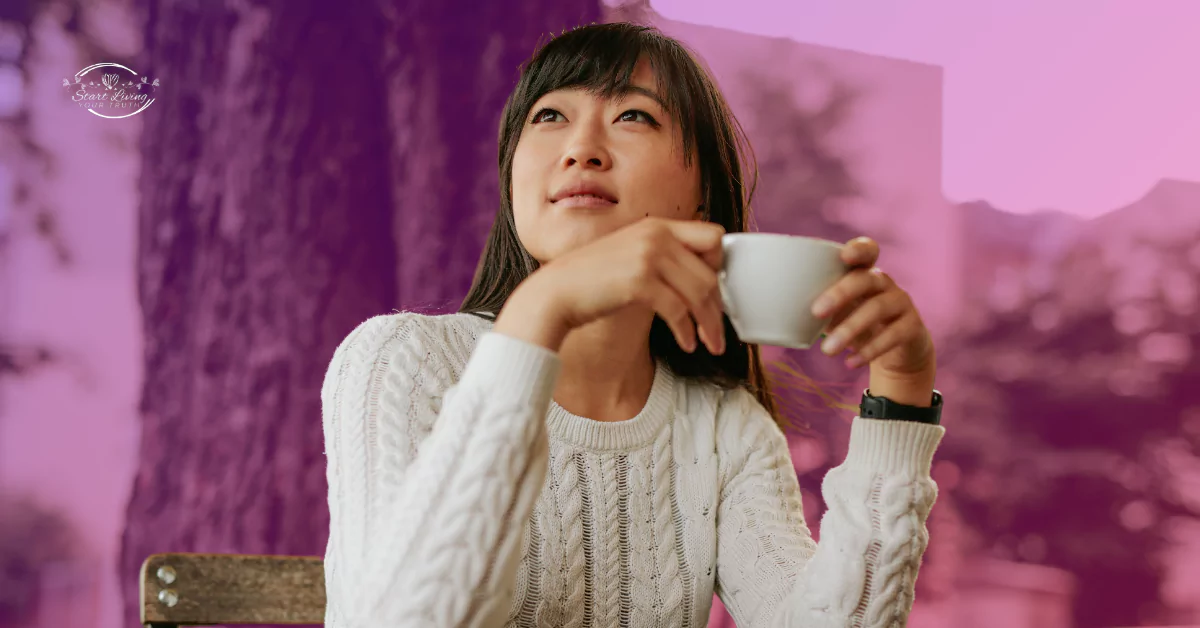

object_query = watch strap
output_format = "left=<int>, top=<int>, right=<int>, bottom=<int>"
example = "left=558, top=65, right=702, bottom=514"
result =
left=859, top=388, right=943, bottom=425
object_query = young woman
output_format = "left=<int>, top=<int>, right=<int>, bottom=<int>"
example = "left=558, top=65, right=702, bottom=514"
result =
left=321, top=21, right=944, bottom=628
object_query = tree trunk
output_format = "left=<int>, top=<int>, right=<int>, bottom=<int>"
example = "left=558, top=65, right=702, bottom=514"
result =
left=120, top=1, right=396, bottom=625
left=121, top=0, right=599, bottom=625
left=381, top=0, right=601, bottom=311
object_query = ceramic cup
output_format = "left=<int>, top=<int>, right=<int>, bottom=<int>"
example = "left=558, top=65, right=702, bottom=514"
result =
left=718, top=233, right=851, bottom=349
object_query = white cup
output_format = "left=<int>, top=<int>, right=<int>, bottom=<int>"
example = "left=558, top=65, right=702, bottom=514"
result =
left=718, top=233, right=850, bottom=349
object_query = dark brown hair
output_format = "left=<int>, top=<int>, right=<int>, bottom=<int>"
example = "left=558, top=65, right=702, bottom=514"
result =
left=458, top=22, right=785, bottom=428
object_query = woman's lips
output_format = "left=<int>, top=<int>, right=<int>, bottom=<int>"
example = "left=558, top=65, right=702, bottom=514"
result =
left=553, top=194, right=617, bottom=208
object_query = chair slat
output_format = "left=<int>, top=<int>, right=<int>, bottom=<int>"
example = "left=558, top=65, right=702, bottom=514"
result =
left=139, top=552, right=325, bottom=626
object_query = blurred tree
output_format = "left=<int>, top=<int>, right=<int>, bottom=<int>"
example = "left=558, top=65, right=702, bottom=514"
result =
left=0, top=0, right=126, bottom=384
left=733, top=67, right=873, bottom=455
left=703, top=52, right=875, bottom=628
left=0, top=0, right=138, bottom=619
left=118, top=1, right=599, bottom=627
left=0, top=492, right=78, bottom=627
left=0, top=0, right=121, bottom=267
left=733, top=61, right=910, bottom=452
left=738, top=68, right=864, bottom=244
left=118, top=4, right=398, bottom=626
left=604, top=0, right=654, bottom=25
left=938, top=211, right=1200, bottom=627
left=381, top=1, right=599, bottom=311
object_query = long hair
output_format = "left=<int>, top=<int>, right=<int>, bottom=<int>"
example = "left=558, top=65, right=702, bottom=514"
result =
left=459, top=22, right=786, bottom=428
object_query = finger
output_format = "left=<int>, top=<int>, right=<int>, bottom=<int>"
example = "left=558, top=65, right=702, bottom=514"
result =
left=845, top=320, right=886, bottom=354
left=659, top=219, right=725, bottom=269
left=820, top=309, right=878, bottom=354
left=659, top=241, right=725, bottom=354
left=841, top=236, right=879, bottom=268
left=812, top=266, right=891, bottom=319
left=846, top=311, right=922, bottom=366
left=820, top=289, right=910, bottom=355
left=640, top=277, right=698, bottom=352
left=821, top=294, right=863, bottom=336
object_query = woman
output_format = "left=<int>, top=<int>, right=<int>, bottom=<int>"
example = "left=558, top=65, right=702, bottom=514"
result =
left=321, top=21, right=944, bottom=628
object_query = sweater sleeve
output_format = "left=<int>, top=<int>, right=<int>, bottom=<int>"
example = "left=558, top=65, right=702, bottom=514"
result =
left=712, top=388, right=944, bottom=628
left=321, top=313, right=561, bottom=627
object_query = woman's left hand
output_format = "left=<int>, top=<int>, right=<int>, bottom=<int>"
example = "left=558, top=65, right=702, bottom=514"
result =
left=809, top=237, right=936, bottom=381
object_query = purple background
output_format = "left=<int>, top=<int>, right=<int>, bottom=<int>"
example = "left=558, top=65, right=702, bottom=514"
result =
left=1, top=1, right=1198, bottom=627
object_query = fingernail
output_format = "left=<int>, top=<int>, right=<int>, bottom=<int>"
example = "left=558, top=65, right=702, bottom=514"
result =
left=821, top=333, right=842, bottom=355
left=846, top=353, right=864, bottom=368
left=812, top=296, right=833, bottom=317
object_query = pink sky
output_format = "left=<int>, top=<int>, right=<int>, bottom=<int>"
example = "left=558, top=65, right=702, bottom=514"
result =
left=650, top=0, right=1200, bottom=218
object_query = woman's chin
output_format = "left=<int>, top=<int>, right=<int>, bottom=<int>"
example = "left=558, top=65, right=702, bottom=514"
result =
left=524, top=216, right=640, bottom=261
left=563, top=221, right=627, bottom=245
left=541, top=237, right=600, bottom=260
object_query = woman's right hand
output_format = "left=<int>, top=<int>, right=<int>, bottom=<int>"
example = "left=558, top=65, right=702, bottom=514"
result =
left=495, top=217, right=728, bottom=355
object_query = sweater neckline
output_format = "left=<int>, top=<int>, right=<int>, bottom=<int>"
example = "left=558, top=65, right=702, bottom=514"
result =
left=545, top=359, right=677, bottom=451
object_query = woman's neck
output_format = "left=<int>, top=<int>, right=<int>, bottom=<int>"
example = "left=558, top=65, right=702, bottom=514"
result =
left=552, top=308, right=657, bottom=423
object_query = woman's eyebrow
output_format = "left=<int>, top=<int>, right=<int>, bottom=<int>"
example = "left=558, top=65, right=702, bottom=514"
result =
left=613, top=85, right=667, bottom=111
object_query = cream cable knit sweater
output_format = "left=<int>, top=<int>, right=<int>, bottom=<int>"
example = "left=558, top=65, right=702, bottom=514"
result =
left=320, top=311, right=944, bottom=628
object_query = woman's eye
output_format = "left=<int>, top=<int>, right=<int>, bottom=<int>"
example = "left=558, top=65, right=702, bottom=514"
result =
left=530, top=108, right=562, bottom=124
left=618, top=109, right=659, bottom=126
left=530, top=107, right=658, bottom=126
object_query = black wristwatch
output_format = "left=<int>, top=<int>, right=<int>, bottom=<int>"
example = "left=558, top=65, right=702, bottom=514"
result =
left=859, top=388, right=943, bottom=425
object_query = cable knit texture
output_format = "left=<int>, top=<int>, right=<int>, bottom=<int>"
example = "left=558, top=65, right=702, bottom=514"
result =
left=321, top=311, right=944, bottom=627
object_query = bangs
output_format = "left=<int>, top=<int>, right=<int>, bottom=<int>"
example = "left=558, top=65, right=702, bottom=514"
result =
left=508, top=24, right=704, bottom=163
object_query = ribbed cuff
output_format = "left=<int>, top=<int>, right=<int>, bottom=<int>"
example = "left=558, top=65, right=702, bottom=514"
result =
left=458, top=331, right=562, bottom=411
left=841, top=417, right=945, bottom=477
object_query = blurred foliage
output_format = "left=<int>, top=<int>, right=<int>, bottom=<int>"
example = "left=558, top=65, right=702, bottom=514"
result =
left=737, top=67, right=864, bottom=245
left=733, top=62, right=904, bottom=450
left=0, top=343, right=55, bottom=376
left=0, top=492, right=78, bottom=626
left=0, top=0, right=134, bottom=380
left=937, top=214, right=1200, bottom=627
left=732, top=61, right=930, bottom=472
left=1, top=0, right=131, bottom=264
left=727, top=66, right=878, bottom=518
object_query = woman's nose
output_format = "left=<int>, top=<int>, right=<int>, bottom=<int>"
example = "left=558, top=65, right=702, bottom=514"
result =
left=564, top=152, right=607, bottom=169
left=561, top=131, right=611, bottom=170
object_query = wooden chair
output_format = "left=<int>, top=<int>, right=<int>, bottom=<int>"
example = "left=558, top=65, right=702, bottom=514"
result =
left=139, top=553, right=325, bottom=627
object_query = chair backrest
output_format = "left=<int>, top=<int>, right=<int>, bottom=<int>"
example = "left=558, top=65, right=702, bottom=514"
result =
left=139, top=552, right=324, bottom=627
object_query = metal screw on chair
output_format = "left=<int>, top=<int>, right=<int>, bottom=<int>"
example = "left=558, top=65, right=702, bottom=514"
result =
left=158, top=588, right=179, bottom=607
left=157, top=565, right=177, bottom=584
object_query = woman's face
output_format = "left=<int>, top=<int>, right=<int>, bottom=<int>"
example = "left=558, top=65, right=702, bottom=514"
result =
left=511, top=60, right=703, bottom=263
